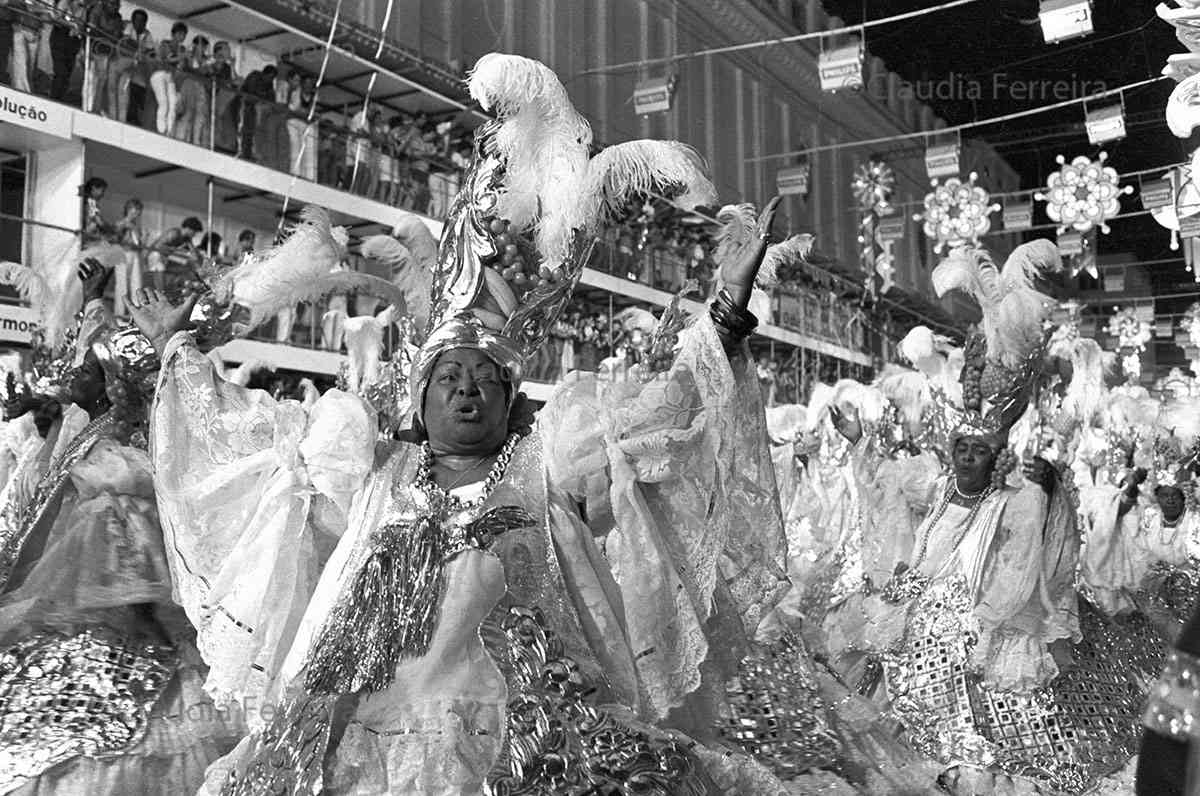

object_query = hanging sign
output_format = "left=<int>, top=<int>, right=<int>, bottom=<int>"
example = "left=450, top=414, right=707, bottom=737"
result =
left=819, top=43, right=863, bottom=92
left=1039, top=0, right=1094, bottom=44
left=776, top=165, right=811, bottom=196
left=1104, top=269, right=1125, bottom=292
left=1157, top=319, right=1174, bottom=338
left=1085, top=104, right=1126, bottom=145
left=876, top=216, right=906, bottom=242
left=925, top=143, right=960, bottom=179
left=633, top=76, right=675, bottom=115
left=1141, top=179, right=1174, bottom=211
left=1057, top=230, right=1084, bottom=256
left=1182, top=215, right=1200, bottom=239
left=1003, top=202, right=1033, bottom=230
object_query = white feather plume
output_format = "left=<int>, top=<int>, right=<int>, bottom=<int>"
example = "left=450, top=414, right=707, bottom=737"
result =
left=805, top=382, right=836, bottom=432
left=765, top=404, right=808, bottom=444
left=876, top=365, right=932, bottom=428
left=714, top=204, right=757, bottom=267
left=361, top=232, right=433, bottom=334
left=932, top=241, right=1059, bottom=369
left=0, top=262, right=47, bottom=311
left=389, top=216, right=439, bottom=269
left=337, top=305, right=397, bottom=394
left=468, top=53, right=592, bottom=266
left=298, top=378, right=320, bottom=410
left=578, top=140, right=716, bottom=230
left=1061, top=338, right=1107, bottom=424
left=221, top=206, right=349, bottom=328
left=758, top=234, right=817, bottom=291
left=613, top=306, right=658, bottom=334
left=227, top=359, right=274, bottom=388
left=832, top=379, right=887, bottom=425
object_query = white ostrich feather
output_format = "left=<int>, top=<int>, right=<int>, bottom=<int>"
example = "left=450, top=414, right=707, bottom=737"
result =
left=578, top=141, right=716, bottom=230
left=765, top=404, right=808, bottom=444
left=334, top=305, right=397, bottom=394
left=389, top=216, right=439, bottom=269
left=932, top=241, right=1059, bottom=369
left=468, top=53, right=592, bottom=266
left=1061, top=338, right=1107, bottom=424
left=0, top=262, right=47, bottom=311
left=227, top=359, right=274, bottom=388
left=832, top=379, right=887, bottom=425
left=361, top=232, right=433, bottom=334
left=613, top=306, right=659, bottom=334
left=876, top=365, right=933, bottom=429
left=805, top=382, right=836, bottom=432
left=714, top=204, right=757, bottom=268
left=757, top=234, right=817, bottom=291
left=222, top=206, right=349, bottom=328
left=297, top=378, right=320, bottom=410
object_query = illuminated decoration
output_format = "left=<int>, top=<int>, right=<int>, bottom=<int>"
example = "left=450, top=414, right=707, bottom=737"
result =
left=633, top=76, right=677, bottom=115
left=852, top=160, right=896, bottom=296
left=1106, top=305, right=1152, bottom=383
left=1158, top=4, right=1200, bottom=55
left=1039, top=0, right=1093, bottom=44
left=875, top=216, right=906, bottom=295
left=914, top=172, right=1000, bottom=253
left=1035, top=152, right=1132, bottom=235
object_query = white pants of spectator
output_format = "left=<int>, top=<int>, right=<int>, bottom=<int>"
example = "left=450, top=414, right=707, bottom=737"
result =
left=322, top=294, right=347, bottom=351
left=84, top=51, right=111, bottom=115
left=149, top=70, right=178, bottom=135
left=427, top=172, right=458, bottom=219
left=11, top=26, right=39, bottom=92
left=285, top=118, right=317, bottom=180
left=275, top=305, right=296, bottom=344
left=114, top=249, right=143, bottom=318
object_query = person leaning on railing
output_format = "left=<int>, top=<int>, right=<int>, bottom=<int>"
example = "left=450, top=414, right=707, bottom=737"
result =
left=83, top=0, right=120, bottom=115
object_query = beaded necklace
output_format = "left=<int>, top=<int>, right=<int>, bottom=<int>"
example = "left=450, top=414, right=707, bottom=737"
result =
left=881, top=478, right=995, bottom=603
left=414, top=432, right=522, bottom=517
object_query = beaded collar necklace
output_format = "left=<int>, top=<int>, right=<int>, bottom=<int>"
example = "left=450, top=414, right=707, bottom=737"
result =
left=414, top=432, right=521, bottom=517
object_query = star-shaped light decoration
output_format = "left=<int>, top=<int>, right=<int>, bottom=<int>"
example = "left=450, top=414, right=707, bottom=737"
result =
left=914, top=172, right=1000, bottom=253
left=1035, top=152, right=1133, bottom=235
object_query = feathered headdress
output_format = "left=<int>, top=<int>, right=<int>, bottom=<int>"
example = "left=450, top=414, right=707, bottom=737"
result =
left=410, top=53, right=716, bottom=414
left=932, top=239, right=1061, bottom=370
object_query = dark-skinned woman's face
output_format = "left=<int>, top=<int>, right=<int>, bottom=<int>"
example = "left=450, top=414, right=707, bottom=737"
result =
left=420, top=348, right=511, bottom=455
left=953, top=436, right=996, bottom=489
left=1157, top=485, right=1186, bottom=521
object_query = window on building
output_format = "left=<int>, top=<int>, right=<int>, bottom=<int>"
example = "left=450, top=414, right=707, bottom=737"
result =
left=0, top=152, right=27, bottom=265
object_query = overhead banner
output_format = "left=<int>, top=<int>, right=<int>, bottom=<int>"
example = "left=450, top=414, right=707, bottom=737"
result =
left=776, top=165, right=810, bottom=196
left=1181, top=215, right=1200, bottom=239
left=633, top=76, right=675, bottom=115
left=0, top=303, right=38, bottom=344
left=0, top=86, right=72, bottom=140
left=818, top=44, right=863, bottom=92
left=925, top=143, right=960, bottom=179
left=1003, top=202, right=1033, bottom=230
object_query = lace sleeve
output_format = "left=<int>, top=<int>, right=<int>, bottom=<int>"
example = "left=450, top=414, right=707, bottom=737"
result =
left=150, top=331, right=375, bottom=708
left=970, top=481, right=1078, bottom=691
left=540, top=314, right=788, bottom=722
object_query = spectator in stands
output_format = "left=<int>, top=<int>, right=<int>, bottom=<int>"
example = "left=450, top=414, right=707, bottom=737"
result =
left=146, top=215, right=201, bottom=291
left=83, top=0, right=121, bottom=115
left=288, top=74, right=318, bottom=180
left=235, top=228, right=255, bottom=262
left=49, top=0, right=86, bottom=101
left=150, top=21, right=187, bottom=136
left=236, top=65, right=268, bottom=159
left=385, top=115, right=407, bottom=206
left=374, top=109, right=393, bottom=204
left=342, top=105, right=373, bottom=195
left=9, top=0, right=43, bottom=94
left=113, top=197, right=143, bottom=317
left=400, top=111, right=435, bottom=212
left=242, top=64, right=277, bottom=164
left=174, top=34, right=211, bottom=145
left=209, top=40, right=238, bottom=151
left=79, top=176, right=110, bottom=246
left=108, top=7, right=151, bottom=122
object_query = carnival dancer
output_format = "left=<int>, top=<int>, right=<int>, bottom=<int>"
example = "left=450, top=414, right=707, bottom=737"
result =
left=0, top=260, right=243, bottom=795
left=133, top=53, right=800, bottom=795
left=821, top=241, right=1151, bottom=794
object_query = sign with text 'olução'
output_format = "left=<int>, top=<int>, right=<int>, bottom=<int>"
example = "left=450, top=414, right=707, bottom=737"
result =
left=0, top=86, right=71, bottom=140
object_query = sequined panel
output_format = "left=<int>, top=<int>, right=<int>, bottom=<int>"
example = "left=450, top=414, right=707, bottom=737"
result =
left=0, top=628, right=177, bottom=792
left=1136, top=560, right=1200, bottom=643
left=883, top=582, right=1153, bottom=794
left=721, top=633, right=842, bottom=779
left=219, top=692, right=339, bottom=796
left=484, top=606, right=710, bottom=796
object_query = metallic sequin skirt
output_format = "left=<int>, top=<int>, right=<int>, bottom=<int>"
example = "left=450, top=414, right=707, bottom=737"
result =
left=881, top=579, right=1158, bottom=794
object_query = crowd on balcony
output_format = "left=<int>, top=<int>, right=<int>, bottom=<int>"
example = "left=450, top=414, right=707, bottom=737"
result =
left=0, top=0, right=473, bottom=215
